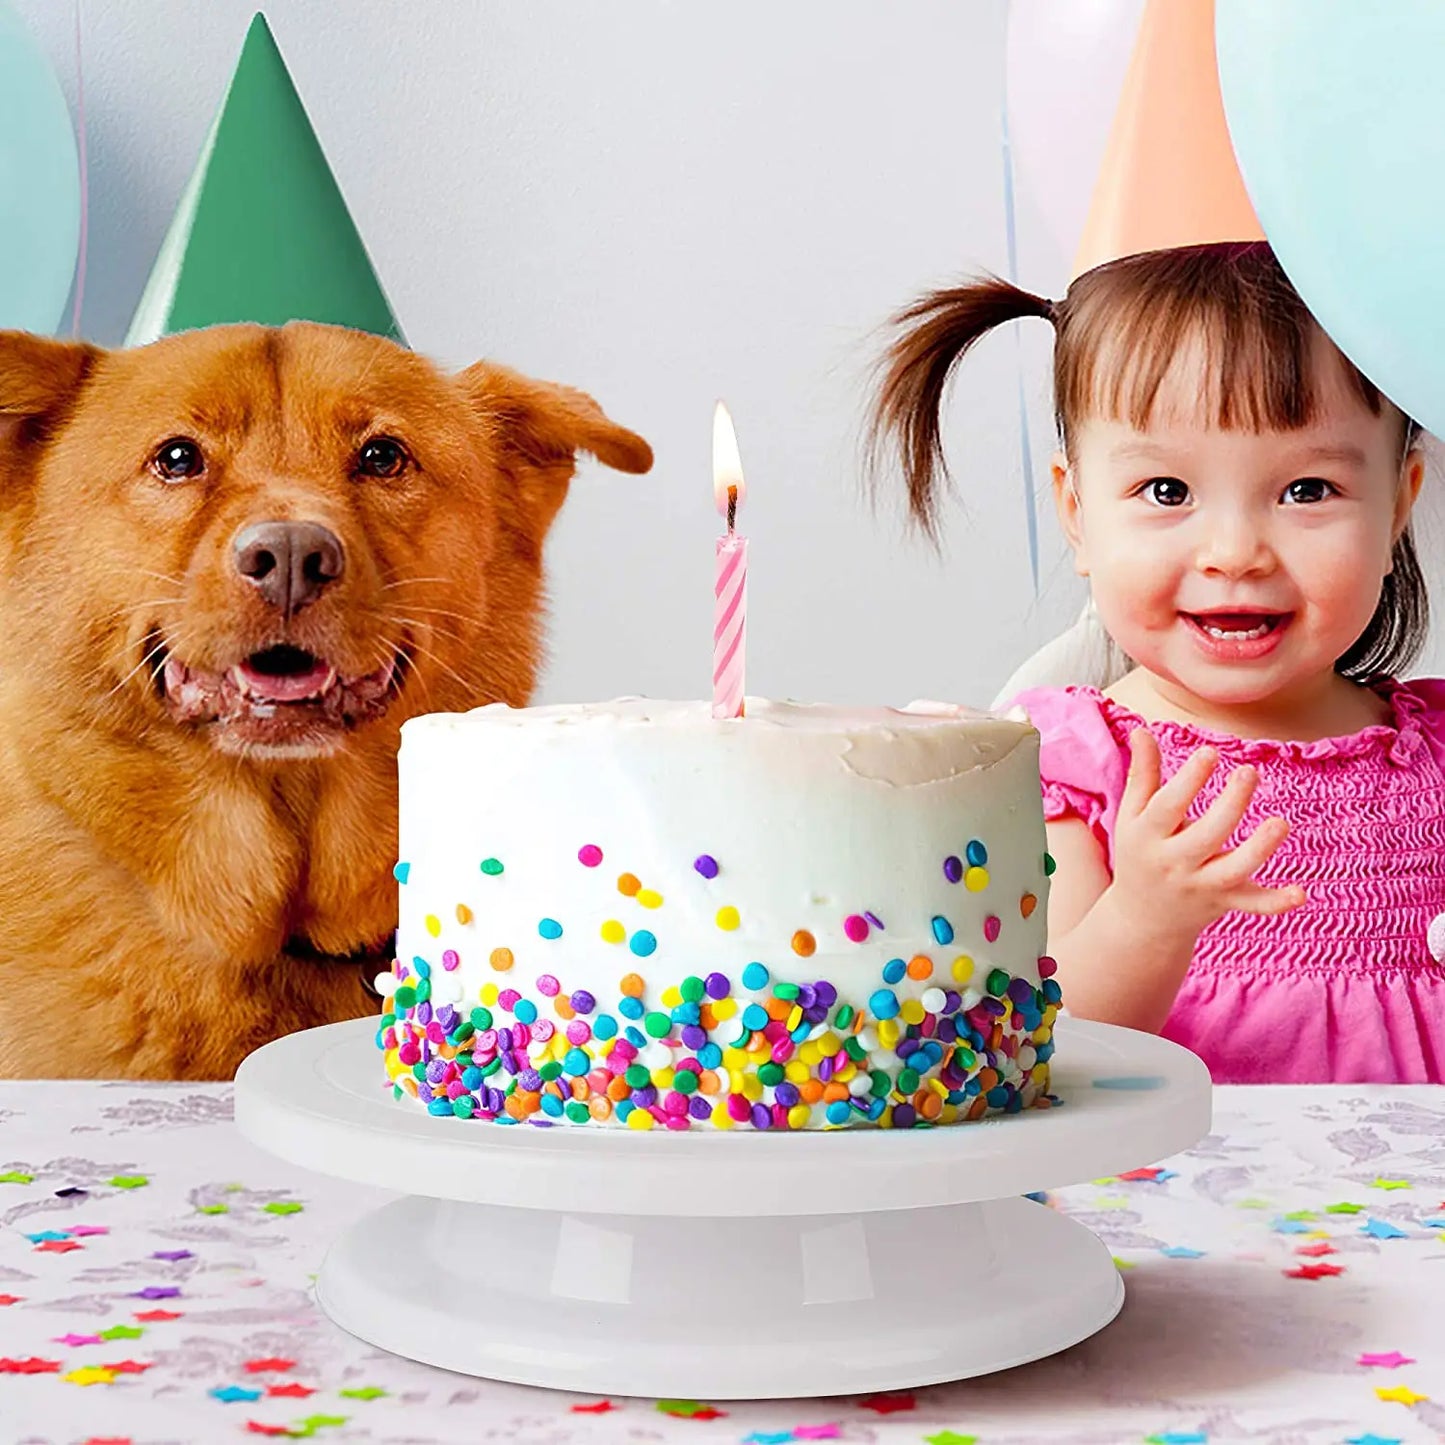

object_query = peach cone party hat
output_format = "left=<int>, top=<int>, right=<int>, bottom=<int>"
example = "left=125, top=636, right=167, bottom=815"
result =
left=1071, top=0, right=1264, bottom=282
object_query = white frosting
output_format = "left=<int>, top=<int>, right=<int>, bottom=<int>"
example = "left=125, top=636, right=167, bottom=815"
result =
left=385, top=697, right=1058, bottom=1129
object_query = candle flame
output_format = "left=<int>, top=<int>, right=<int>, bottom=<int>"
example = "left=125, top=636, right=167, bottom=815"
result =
left=712, top=401, right=746, bottom=516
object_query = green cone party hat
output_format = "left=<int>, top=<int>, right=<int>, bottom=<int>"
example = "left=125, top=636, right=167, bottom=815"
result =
left=126, top=12, right=404, bottom=346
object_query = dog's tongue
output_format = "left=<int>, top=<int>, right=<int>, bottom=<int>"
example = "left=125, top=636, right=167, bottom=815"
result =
left=235, top=657, right=336, bottom=703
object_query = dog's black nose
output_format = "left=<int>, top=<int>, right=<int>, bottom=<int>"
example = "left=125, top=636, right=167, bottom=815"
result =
left=233, top=521, right=345, bottom=617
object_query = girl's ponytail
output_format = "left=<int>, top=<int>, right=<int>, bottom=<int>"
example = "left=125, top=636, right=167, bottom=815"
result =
left=868, top=277, right=1055, bottom=536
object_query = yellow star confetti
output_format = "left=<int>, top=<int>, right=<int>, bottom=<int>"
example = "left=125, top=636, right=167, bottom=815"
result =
left=63, top=1366, right=117, bottom=1386
left=1376, top=1385, right=1428, bottom=1406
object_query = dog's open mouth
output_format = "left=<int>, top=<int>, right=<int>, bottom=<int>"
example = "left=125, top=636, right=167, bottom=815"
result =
left=154, top=637, right=407, bottom=754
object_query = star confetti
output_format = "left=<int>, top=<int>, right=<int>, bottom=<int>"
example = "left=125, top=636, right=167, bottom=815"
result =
left=268, top=1382, right=316, bottom=1398
left=0, top=1357, right=61, bottom=1373
left=243, top=1425, right=293, bottom=1439
left=262, top=1200, right=304, bottom=1216
left=657, top=1400, right=727, bottom=1418
left=134, top=1309, right=181, bottom=1322
left=338, top=1385, right=386, bottom=1400
left=1359, top=1352, right=1417, bottom=1368
left=1119, top=1167, right=1164, bottom=1181
left=859, top=1393, right=916, bottom=1414
left=1376, top=1385, right=1428, bottom=1406
left=1284, top=1262, right=1344, bottom=1279
left=1325, top=1200, right=1365, bottom=1214
left=36, top=1238, right=81, bottom=1253
left=26, top=1229, right=72, bottom=1242
left=0, top=1295, right=22, bottom=1306
left=196, top=1203, right=229, bottom=1215
left=1270, top=1219, right=1313, bottom=1235
left=1371, top=1177, right=1411, bottom=1191
left=1362, top=1218, right=1409, bottom=1240
left=79, top=1438, right=132, bottom=1445
left=0, top=1170, right=34, bottom=1184
left=793, top=1428, right=841, bottom=1441
left=69, top=1225, right=109, bottom=1237
left=99, top=1324, right=144, bottom=1341
left=100, top=1360, right=150, bottom=1374
left=924, top=1433, right=979, bottom=1445
left=1145, top=1434, right=1208, bottom=1444
left=571, top=1400, right=616, bottom=1413
left=54, top=1333, right=102, bottom=1347
left=1282, top=1209, right=1317, bottom=1222
left=1294, top=1241, right=1337, bottom=1257
left=130, top=1286, right=181, bottom=1300
left=296, top=1416, right=347, bottom=1432
left=211, top=1384, right=264, bottom=1403
left=244, top=1357, right=296, bottom=1373
left=151, top=1249, right=192, bottom=1261
left=1346, top=1435, right=1402, bottom=1445
left=108, top=1175, right=148, bottom=1189
left=1160, top=1246, right=1206, bottom=1259
left=63, top=1365, right=118, bottom=1386
left=742, top=1434, right=792, bottom=1445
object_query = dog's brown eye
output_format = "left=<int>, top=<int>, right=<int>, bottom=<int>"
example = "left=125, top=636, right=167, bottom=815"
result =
left=152, top=437, right=204, bottom=482
left=357, top=436, right=410, bottom=479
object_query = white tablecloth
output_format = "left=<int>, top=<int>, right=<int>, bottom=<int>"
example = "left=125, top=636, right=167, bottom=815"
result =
left=1, top=1080, right=1442, bottom=1445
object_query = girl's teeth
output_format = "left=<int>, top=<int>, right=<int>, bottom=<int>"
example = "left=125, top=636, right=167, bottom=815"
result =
left=1201, top=620, right=1271, bottom=640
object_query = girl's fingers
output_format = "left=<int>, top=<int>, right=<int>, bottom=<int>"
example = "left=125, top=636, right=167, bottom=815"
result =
left=1207, top=814, right=1291, bottom=885
left=1230, top=881, right=1308, bottom=917
left=1179, top=763, right=1260, bottom=860
left=1143, top=744, right=1219, bottom=835
left=1119, top=728, right=1161, bottom=822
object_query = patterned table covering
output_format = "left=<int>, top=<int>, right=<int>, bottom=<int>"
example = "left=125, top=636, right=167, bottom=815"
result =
left=1, top=1081, right=1443, bottom=1445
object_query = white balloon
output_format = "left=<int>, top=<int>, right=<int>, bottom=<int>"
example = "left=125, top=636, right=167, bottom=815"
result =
left=1005, top=0, right=1145, bottom=259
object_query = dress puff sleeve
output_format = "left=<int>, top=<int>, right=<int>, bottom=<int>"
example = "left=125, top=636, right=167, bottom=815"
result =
left=1002, top=686, right=1129, bottom=869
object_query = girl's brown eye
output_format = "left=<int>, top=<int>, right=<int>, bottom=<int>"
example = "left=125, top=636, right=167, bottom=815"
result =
left=152, top=437, right=204, bottom=482
left=357, top=436, right=410, bottom=479
left=1143, top=476, right=1189, bottom=507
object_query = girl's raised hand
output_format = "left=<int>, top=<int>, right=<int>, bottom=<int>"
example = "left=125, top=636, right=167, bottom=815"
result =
left=1111, top=728, right=1308, bottom=935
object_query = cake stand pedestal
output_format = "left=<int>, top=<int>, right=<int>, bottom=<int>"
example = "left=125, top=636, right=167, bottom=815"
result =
left=235, top=1017, right=1209, bottom=1399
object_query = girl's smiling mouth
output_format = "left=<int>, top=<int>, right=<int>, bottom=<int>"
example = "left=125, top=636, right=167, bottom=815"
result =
left=1181, top=610, right=1293, bottom=658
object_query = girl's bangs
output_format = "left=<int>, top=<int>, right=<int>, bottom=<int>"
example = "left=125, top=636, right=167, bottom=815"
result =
left=1056, top=243, right=1387, bottom=442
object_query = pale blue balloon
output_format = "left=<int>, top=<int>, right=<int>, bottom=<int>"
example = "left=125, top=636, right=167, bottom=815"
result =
left=1216, top=1, right=1445, bottom=434
left=0, top=1, right=80, bottom=335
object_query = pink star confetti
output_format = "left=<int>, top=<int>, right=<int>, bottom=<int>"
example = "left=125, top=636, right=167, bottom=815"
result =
left=53, top=1334, right=102, bottom=1348
left=68, top=1226, right=109, bottom=1238
left=1359, top=1352, right=1417, bottom=1369
left=794, top=1427, right=842, bottom=1440
left=244, top=1425, right=293, bottom=1439
left=1285, top=1262, right=1345, bottom=1279
left=1294, top=1242, right=1337, bottom=1257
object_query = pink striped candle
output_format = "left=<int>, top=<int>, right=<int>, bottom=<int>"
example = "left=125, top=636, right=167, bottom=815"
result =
left=712, top=402, right=748, bottom=719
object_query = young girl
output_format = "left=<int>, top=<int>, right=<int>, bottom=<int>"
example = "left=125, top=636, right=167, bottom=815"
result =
left=870, top=241, right=1445, bottom=1084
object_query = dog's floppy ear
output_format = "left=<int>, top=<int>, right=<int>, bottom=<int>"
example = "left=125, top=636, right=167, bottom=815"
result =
left=457, top=361, right=653, bottom=537
left=0, top=331, right=99, bottom=457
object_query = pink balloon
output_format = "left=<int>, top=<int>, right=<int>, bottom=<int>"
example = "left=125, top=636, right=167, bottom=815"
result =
left=1005, top=0, right=1144, bottom=258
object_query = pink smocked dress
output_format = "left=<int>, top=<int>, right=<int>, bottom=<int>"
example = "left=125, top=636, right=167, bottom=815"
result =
left=1010, top=679, right=1445, bottom=1083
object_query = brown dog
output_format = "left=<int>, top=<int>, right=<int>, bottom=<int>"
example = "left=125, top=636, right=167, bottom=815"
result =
left=0, top=322, right=652, bottom=1080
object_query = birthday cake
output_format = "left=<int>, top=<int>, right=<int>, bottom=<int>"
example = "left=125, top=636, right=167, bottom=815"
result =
left=376, top=698, right=1061, bottom=1129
